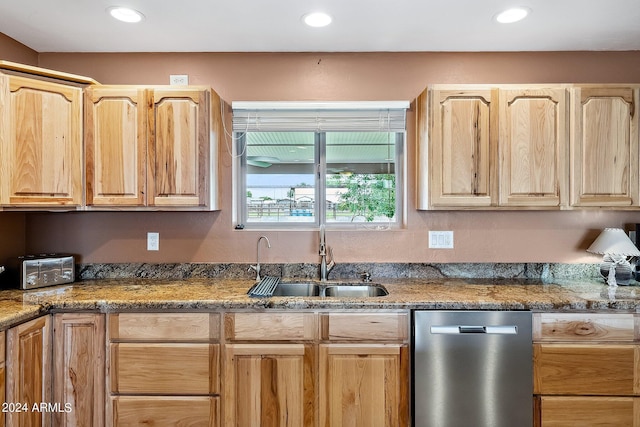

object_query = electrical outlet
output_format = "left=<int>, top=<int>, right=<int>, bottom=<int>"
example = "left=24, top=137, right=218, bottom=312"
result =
left=147, top=232, right=159, bottom=251
left=429, top=231, right=454, bottom=249
left=169, top=74, right=189, bottom=85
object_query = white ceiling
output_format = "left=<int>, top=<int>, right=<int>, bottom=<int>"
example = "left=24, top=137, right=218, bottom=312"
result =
left=1, top=0, right=640, bottom=53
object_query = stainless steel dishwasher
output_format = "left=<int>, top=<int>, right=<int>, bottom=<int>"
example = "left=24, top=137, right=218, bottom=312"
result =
left=413, top=311, right=532, bottom=427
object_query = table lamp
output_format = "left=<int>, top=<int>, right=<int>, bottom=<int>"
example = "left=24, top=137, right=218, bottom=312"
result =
left=587, top=228, right=640, bottom=286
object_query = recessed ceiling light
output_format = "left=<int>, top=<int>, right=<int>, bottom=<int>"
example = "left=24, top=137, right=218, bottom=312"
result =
left=303, top=12, right=332, bottom=28
left=108, top=7, right=144, bottom=23
left=495, top=7, right=530, bottom=24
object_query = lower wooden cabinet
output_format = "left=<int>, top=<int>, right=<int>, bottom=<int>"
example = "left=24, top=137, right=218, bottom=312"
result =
left=534, top=312, right=640, bottom=427
left=223, top=343, right=315, bottom=427
left=107, top=312, right=221, bottom=427
left=5, top=315, right=52, bottom=427
left=53, top=313, right=105, bottom=427
left=319, top=344, right=408, bottom=427
left=223, top=311, right=410, bottom=427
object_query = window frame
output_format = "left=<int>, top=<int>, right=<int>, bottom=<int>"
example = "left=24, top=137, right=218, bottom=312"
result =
left=235, top=130, right=405, bottom=230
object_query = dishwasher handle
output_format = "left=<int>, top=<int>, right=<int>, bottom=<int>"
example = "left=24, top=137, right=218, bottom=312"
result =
left=430, top=325, right=518, bottom=335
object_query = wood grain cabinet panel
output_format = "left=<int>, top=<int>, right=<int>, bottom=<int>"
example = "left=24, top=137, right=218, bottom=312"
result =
left=148, top=88, right=211, bottom=208
left=110, top=343, right=219, bottom=395
left=53, top=313, right=105, bottom=427
left=539, top=396, right=640, bottom=427
left=428, top=87, right=497, bottom=207
left=319, top=344, right=409, bottom=427
left=109, top=312, right=219, bottom=342
left=112, top=396, right=219, bottom=427
left=320, top=312, right=409, bottom=342
left=533, top=312, right=637, bottom=342
left=498, top=87, right=569, bottom=207
left=225, top=312, right=318, bottom=341
left=6, top=315, right=52, bottom=427
left=85, top=86, right=148, bottom=206
left=223, top=343, right=316, bottom=427
left=0, top=74, right=83, bottom=207
left=570, top=86, right=639, bottom=207
left=534, top=343, right=640, bottom=395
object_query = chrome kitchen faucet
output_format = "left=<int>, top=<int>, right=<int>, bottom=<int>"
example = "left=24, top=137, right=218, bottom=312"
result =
left=249, top=235, right=270, bottom=281
left=319, top=225, right=335, bottom=281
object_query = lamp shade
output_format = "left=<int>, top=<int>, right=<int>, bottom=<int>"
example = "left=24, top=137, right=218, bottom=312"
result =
left=587, top=228, right=640, bottom=256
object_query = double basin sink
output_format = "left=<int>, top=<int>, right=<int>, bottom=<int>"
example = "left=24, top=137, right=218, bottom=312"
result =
left=272, top=282, right=388, bottom=298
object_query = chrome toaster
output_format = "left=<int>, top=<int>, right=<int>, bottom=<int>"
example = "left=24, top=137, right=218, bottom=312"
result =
left=7, top=254, right=75, bottom=289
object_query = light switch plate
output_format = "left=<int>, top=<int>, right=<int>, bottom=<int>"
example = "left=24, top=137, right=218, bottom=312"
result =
left=429, top=231, right=454, bottom=249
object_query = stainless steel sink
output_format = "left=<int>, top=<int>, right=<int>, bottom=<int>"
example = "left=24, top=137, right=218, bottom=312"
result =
left=271, top=282, right=321, bottom=297
left=271, top=282, right=388, bottom=297
left=324, top=284, right=388, bottom=297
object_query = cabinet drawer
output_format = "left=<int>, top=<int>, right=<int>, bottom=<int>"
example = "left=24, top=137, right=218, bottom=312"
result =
left=112, top=396, right=219, bottom=426
left=109, top=312, right=219, bottom=341
left=533, top=313, right=637, bottom=342
left=110, top=343, right=219, bottom=395
left=533, top=343, right=640, bottom=395
left=539, top=396, right=639, bottom=427
left=320, top=312, right=409, bottom=342
left=225, top=312, right=317, bottom=341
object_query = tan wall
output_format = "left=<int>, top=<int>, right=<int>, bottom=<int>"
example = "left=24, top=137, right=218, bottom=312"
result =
left=0, top=33, right=38, bottom=65
left=17, top=51, right=640, bottom=264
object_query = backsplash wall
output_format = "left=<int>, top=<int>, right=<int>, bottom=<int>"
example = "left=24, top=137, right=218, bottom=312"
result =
left=2, top=38, right=640, bottom=264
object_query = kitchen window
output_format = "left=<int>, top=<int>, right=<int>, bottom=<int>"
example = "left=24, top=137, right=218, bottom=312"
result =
left=232, top=102, right=408, bottom=228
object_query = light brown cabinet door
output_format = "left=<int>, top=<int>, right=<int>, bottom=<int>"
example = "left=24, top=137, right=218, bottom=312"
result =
left=499, top=87, right=569, bottom=207
left=148, top=87, right=211, bottom=207
left=570, top=86, right=639, bottom=207
left=53, top=313, right=105, bottom=427
left=534, top=343, right=640, bottom=395
left=539, top=396, right=640, bottom=427
left=112, top=396, right=219, bottom=427
left=319, top=344, right=409, bottom=427
left=429, top=88, right=497, bottom=207
left=85, top=86, right=148, bottom=206
left=0, top=75, right=82, bottom=206
left=6, top=315, right=52, bottom=427
left=224, top=343, right=315, bottom=427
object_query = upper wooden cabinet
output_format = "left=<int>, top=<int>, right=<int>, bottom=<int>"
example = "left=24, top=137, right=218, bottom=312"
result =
left=85, top=85, right=222, bottom=210
left=419, top=84, right=569, bottom=209
left=85, top=86, right=148, bottom=206
left=570, top=86, right=639, bottom=207
left=425, top=87, right=497, bottom=207
left=419, top=84, right=640, bottom=210
left=498, top=87, right=569, bottom=207
left=0, top=74, right=83, bottom=207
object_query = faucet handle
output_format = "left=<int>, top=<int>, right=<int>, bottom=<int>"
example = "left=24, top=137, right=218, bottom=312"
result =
left=360, top=271, right=372, bottom=282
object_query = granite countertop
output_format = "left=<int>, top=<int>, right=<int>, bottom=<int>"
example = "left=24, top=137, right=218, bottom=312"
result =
left=0, top=276, right=638, bottom=330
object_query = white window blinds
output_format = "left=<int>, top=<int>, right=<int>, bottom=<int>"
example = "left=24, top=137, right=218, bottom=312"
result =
left=232, top=101, right=409, bottom=132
